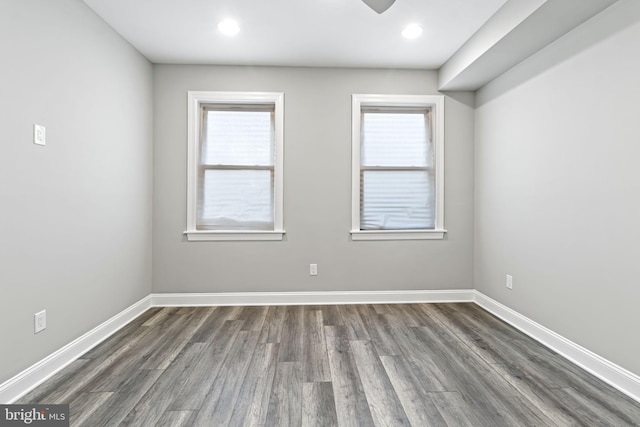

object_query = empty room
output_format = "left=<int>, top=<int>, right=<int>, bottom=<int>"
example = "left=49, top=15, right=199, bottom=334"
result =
left=1, top=0, right=640, bottom=425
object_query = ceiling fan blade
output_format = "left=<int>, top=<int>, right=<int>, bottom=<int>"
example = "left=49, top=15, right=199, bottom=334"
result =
left=361, top=0, right=396, bottom=14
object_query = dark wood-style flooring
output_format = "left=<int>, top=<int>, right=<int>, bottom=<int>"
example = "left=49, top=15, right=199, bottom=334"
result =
left=19, top=303, right=640, bottom=426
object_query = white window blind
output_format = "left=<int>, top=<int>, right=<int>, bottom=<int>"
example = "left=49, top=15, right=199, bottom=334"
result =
left=197, top=107, right=275, bottom=231
left=360, top=109, right=435, bottom=230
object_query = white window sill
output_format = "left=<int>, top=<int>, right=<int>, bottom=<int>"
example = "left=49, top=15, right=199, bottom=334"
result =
left=350, top=229, right=447, bottom=241
left=185, top=230, right=285, bottom=241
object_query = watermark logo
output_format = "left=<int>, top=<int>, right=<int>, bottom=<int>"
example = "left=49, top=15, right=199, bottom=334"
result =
left=0, top=405, right=68, bottom=426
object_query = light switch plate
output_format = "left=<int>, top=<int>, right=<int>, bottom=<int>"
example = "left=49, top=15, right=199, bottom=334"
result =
left=34, top=310, right=46, bottom=333
left=34, top=124, right=46, bottom=146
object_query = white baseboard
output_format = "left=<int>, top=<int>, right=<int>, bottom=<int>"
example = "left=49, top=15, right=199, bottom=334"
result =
left=0, top=295, right=152, bottom=404
left=151, top=289, right=475, bottom=307
left=4, top=289, right=638, bottom=406
left=473, top=291, right=640, bottom=403
left=0, top=289, right=472, bottom=404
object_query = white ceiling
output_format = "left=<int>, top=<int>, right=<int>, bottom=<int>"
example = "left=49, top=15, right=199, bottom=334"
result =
left=82, top=0, right=507, bottom=69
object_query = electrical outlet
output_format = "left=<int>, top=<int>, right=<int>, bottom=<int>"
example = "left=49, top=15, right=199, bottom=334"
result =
left=310, top=263, right=318, bottom=276
left=34, top=310, right=46, bottom=333
left=34, top=124, right=46, bottom=146
left=506, top=275, right=513, bottom=290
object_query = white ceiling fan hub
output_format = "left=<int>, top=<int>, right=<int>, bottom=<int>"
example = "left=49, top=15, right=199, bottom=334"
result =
left=362, top=0, right=396, bottom=14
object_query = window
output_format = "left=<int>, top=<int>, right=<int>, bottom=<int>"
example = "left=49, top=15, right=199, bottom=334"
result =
left=351, top=94, right=446, bottom=240
left=186, top=91, right=284, bottom=241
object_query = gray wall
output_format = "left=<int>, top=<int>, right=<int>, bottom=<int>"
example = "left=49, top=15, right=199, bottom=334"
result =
left=474, top=0, right=640, bottom=376
left=0, top=0, right=153, bottom=384
left=153, top=66, right=474, bottom=293
left=2, top=0, right=637, bottom=394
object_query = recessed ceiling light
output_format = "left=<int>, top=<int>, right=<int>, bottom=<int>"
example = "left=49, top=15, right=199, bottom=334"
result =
left=402, top=24, right=423, bottom=40
left=218, top=19, right=240, bottom=36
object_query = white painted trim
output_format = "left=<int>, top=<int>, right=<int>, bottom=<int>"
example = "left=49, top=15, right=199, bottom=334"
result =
left=473, top=291, right=640, bottom=404
left=0, top=295, right=152, bottom=404
left=0, top=289, right=469, bottom=404
left=351, top=94, right=445, bottom=237
left=351, top=229, right=446, bottom=240
left=186, top=91, right=285, bottom=239
left=6, top=289, right=638, bottom=407
left=351, top=94, right=363, bottom=232
left=184, top=230, right=285, bottom=241
left=152, top=289, right=474, bottom=307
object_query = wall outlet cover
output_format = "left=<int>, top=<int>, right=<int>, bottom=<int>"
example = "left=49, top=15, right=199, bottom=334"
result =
left=34, top=124, right=46, bottom=146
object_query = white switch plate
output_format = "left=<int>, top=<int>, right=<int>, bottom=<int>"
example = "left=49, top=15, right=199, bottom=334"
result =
left=506, top=274, right=513, bottom=290
left=34, top=124, right=46, bottom=146
left=34, top=310, right=46, bottom=333
left=310, top=263, right=318, bottom=276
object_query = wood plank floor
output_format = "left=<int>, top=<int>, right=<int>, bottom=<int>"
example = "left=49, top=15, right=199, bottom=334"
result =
left=18, top=303, right=640, bottom=426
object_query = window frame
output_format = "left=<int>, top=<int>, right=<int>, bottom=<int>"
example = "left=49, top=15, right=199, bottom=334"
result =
left=351, top=94, right=446, bottom=241
left=185, top=91, right=285, bottom=241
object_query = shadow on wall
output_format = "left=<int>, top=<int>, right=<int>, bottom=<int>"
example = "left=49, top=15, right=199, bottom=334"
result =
left=439, top=91, right=474, bottom=108
left=476, top=0, right=640, bottom=106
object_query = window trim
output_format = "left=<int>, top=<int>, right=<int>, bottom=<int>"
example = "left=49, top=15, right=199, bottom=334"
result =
left=185, top=91, right=285, bottom=241
left=351, top=94, right=446, bottom=241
